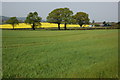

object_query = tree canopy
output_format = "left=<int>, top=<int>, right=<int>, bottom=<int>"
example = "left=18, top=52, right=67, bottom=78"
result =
left=47, top=8, right=73, bottom=30
left=6, top=17, right=19, bottom=29
left=47, top=8, right=63, bottom=30
left=73, top=12, right=90, bottom=27
left=5, top=8, right=91, bottom=30
left=92, top=20, right=95, bottom=24
left=25, top=12, right=42, bottom=30
left=62, top=8, right=73, bottom=30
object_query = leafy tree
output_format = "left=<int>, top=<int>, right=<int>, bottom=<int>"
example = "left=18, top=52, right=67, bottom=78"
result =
left=103, top=21, right=106, bottom=26
left=118, top=22, right=120, bottom=25
left=92, top=20, right=95, bottom=24
left=103, top=21, right=106, bottom=24
left=47, top=8, right=63, bottom=30
left=69, top=16, right=77, bottom=24
left=6, top=17, right=19, bottom=29
left=25, top=12, right=42, bottom=30
left=117, top=22, right=120, bottom=28
left=47, top=8, right=73, bottom=30
left=62, top=8, right=73, bottom=30
left=73, top=12, right=90, bottom=27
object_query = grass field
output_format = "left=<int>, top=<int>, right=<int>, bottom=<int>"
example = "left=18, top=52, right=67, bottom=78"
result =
left=2, top=29, right=118, bottom=78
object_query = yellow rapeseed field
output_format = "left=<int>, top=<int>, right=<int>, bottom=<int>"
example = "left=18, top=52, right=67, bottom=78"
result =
left=0, top=22, right=90, bottom=29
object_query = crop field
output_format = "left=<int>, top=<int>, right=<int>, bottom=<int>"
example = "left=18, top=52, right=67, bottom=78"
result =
left=2, top=29, right=118, bottom=78
left=0, top=22, right=90, bottom=29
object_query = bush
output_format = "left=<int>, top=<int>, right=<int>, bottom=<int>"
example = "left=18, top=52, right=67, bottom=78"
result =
left=95, top=24, right=100, bottom=27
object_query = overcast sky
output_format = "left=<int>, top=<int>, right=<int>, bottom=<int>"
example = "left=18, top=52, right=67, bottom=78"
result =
left=2, top=2, right=118, bottom=22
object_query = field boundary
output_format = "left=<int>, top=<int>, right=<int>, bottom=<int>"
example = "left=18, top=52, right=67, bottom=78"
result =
left=0, top=27, right=119, bottom=30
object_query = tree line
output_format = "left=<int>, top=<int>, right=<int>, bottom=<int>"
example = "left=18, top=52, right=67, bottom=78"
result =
left=6, top=7, right=90, bottom=30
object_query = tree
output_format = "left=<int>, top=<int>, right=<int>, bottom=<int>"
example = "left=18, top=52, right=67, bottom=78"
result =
left=47, top=8, right=73, bottom=30
left=103, top=21, right=106, bottom=24
left=47, top=8, right=63, bottom=30
left=25, top=12, right=42, bottom=30
left=73, top=12, right=90, bottom=27
left=92, top=20, right=95, bottom=24
left=6, top=17, right=19, bottom=29
left=117, top=22, right=120, bottom=28
left=62, top=8, right=73, bottom=30
left=103, top=21, right=107, bottom=26
left=69, top=16, right=77, bottom=24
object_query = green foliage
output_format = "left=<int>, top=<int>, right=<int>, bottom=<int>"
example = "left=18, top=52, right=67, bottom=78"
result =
left=103, top=21, right=106, bottom=25
left=62, top=8, right=73, bottom=23
left=69, top=16, right=77, bottom=24
left=47, top=8, right=73, bottom=30
left=73, top=12, right=90, bottom=27
left=115, top=22, right=120, bottom=28
left=95, top=24, right=100, bottom=27
left=118, top=22, right=120, bottom=27
left=47, top=8, right=63, bottom=24
left=25, top=12, right=42, bottom=30
left=2, top=30, right=118, bottom=78
left=92, top=20, right=95, bottom=24
left=47, top=8, right=64, bottom=30
left=6, top=17, right=19, bottom=29
left=62, top=8, right=73, bottom=30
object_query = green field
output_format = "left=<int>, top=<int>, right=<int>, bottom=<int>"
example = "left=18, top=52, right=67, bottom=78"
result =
left=2, top=29, right=118, bottom=78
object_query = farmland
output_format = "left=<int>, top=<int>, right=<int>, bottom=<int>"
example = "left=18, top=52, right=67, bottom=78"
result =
left=2, top=29, right=118, bottom=78
left=0, top=23, right=89, bottom=29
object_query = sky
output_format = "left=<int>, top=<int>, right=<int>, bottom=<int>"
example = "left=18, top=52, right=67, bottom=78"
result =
left=2, top=2, right=118, bottom=22
left=118, top=2, right=120, bottom=22
left=1, top=0, right=119, bottom=2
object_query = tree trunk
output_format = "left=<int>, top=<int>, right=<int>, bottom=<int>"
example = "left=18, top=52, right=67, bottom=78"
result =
left=32, top=23, right=35, bottom=30
left=12, top=25, right=14, bottom=30
left=64, top=23, right=67, bottom=30
left=58, top=23, right=60, bottom=30
left=79, top=24, right=83, bottom=27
